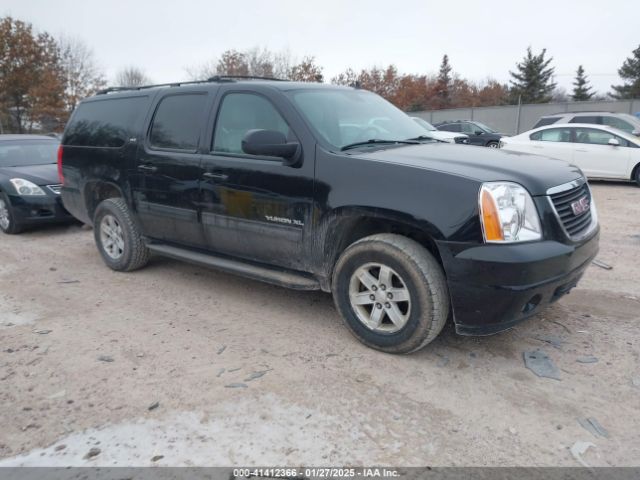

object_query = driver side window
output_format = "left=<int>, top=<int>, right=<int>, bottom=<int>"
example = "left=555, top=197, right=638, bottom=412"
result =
left=212, top=93, right=292, bottom=155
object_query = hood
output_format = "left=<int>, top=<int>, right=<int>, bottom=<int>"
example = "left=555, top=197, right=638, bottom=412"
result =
left=354, top=143, right=582, bottom=196
left=0, top=163, right=59, bottom=186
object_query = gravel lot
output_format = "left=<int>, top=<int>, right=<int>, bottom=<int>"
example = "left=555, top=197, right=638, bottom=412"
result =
left=0, top=182, right=638, bottom=467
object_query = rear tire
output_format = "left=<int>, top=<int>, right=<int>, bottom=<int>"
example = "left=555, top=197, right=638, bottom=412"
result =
left=93, top=198, right=149, bottom=271
left=634, top=165, right=640, bottom=187
left=0, top=193, right=23, bottom=234
left=332, top=234, right=449, bottom=354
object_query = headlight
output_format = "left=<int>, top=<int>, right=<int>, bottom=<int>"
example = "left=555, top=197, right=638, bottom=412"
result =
left=479, top=182, right=542, bottom=243
left=10, top=178, right=46, bottom=196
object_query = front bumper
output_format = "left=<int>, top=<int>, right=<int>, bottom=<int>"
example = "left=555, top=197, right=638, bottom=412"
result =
left=437, top=227, right=599, bottom=335
left=7, top=190, right=74, bottom=226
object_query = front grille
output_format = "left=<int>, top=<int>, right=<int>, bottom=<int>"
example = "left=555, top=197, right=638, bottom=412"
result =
left=549, top=182, right=592, bottom=238
left=47, top=184, right=62, bottom=195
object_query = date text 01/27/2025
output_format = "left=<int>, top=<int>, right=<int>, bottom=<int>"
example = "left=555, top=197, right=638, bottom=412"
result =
left=232, top=468, right=400, bottom=478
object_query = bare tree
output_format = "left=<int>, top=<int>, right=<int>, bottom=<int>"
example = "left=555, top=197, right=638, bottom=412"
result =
left=115, top=66, right=151, bottom=87
left=58, top=35, right=106, bottom=112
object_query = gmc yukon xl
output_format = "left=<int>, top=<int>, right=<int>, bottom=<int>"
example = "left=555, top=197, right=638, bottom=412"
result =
left=59, top=78, right=599, bottom=353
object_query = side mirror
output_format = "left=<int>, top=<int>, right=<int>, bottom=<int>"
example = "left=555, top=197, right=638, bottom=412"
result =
left=608, top=138, right=620, bottom=146
left=241, top=129, right=301, bottom=165
left=475, top=130, right=484, bottom=135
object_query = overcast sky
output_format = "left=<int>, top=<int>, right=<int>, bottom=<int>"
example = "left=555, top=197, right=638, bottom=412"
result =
left=3, top=0, right=638, bottom=95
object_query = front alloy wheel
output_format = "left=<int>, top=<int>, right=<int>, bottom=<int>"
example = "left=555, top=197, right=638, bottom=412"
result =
left=349, top=262, right=411, bottom=333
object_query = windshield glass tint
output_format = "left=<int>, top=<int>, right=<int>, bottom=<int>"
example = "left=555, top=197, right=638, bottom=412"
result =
left=289, top=89, right=426, bottom=149
left=0, top=140, right=59, bottom=167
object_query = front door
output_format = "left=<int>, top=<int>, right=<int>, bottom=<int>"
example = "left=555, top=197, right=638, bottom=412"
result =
left=199, top=89, right=314, bottom=270
left=572, top=127, right=631, bottom=179
left=132, top=92, right=209, bottom=247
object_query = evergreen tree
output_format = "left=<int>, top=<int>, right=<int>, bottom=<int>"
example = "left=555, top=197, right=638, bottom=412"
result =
left=435, top=54, right=452, bottom=106
left=611, top=44, right=640, bottom=99
left=509, top=47, right=556, bottom=103
left=572, top=65, right=594, bottom=101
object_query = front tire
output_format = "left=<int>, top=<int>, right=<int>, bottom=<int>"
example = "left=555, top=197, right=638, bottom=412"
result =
left=93, top=198, right=149, bottom=272
left=332, top=234, right=449, bottom=354
left=487, top=141, right=499, bottom=148
left=0, top=193, right=23, bottom=234
left=634, top=165, right=640, bottom=187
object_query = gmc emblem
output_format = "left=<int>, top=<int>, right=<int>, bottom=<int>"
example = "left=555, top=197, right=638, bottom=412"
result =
left=571, top=196, right=590, bottom=216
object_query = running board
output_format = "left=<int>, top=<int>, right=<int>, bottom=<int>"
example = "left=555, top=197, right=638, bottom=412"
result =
left=147, top=243, right=320, bottom=290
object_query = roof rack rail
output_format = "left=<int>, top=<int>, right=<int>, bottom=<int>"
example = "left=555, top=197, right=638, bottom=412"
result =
left=95, top=75, right=284, bottom=95
left=206, top=75, right=285, bottom=82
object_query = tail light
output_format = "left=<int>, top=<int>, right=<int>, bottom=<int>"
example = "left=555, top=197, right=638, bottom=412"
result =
left=57, top=145, right=64, bottom=184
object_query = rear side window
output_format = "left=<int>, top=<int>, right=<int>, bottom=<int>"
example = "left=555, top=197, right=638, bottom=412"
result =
left=601, top=116, right=633, bottom=133
left=439, top=123, right=460, bottom=132
left=570, top=115, right=600, bottom=125
left=64, top=96, right=147, bottom=148
left=530, top=128, right=572, bottom=142
left=149, top=94, right=207, bottom=151
left=533, top=117, right=561, bottom=128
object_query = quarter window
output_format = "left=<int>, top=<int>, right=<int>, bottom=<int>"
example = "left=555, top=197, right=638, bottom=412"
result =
left=212, top=93, right=291, bottom=155
left=149, top=94, right=207, bottom=151
left=530, top=128, right=572, bottom=142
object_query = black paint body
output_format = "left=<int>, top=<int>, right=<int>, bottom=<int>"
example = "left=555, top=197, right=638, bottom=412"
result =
left=60, top=81, right=599, bottom=335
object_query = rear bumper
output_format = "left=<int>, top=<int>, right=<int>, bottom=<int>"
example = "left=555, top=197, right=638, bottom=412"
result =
left=437, top=227, right=599, bottom=335
left=8, top=192, right=74, bottom=225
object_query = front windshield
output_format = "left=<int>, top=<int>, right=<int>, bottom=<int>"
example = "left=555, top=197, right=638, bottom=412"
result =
left=412, top=117, right=437, bottom=131
left=474, top=121, right=497, bottom=133
left=0, top=139, right=59, bottom=167
left=288, top=89, right=428, bottom=149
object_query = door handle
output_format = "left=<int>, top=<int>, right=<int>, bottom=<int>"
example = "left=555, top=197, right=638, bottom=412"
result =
left=138, top=164, right=158, bottom=173
left=203, top=172, right=229, bottom=181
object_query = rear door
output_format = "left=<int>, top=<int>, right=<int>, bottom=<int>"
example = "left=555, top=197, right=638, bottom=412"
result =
left=132, top=91, right=211, bottom=247
left=198, top=86, right=315, bottom=271
left=572, top=127, right=631, bottom=178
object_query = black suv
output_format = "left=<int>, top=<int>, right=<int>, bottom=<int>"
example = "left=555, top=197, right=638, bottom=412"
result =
left=59, top=78, right=599, bottom=354
left=435, top=120, right=503, bottom=147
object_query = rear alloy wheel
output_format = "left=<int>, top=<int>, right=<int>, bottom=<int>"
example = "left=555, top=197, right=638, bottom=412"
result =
left=0, top=194, right=23, bottom=234
left=93, top=198, right=149, bottom=272
left=332, top=233, right=449, bottom=354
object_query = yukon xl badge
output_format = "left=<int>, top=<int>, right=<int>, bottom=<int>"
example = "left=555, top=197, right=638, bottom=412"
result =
left=265, top=215, right=304, bottom=227
left=571, top=196, right=590, bottom=216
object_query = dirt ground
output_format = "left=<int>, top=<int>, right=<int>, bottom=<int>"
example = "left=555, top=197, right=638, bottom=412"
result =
left=0, top=182, right=639, bottom=467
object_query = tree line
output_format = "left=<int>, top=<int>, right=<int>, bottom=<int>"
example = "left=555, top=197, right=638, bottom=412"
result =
left=1, top=15, right=639, bottom=133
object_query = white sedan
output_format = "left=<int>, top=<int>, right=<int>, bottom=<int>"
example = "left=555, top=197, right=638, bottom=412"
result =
left=500, top=123, right=640, bottom=185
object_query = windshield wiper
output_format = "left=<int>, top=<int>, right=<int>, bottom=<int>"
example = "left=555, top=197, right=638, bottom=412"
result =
left=340, top=139, right=419, bottom=151
left=406, top=135, right=447, bottom=143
